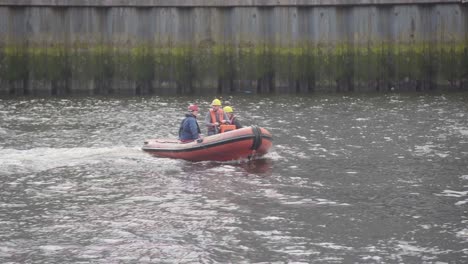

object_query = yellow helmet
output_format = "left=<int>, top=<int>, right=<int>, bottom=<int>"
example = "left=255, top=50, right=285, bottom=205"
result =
left=211, top=98, right=222, bottom=106
left=223, top=106, right=233, bottom=113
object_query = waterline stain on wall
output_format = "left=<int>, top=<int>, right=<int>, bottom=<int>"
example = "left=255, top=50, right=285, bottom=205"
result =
left=0, top=4, right=467, bottom=95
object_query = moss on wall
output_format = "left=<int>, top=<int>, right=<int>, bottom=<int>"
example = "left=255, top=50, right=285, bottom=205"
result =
left=1, top=41, right=467, bottom=95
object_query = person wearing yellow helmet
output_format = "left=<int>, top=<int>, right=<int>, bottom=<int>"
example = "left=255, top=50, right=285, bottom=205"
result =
left=223, top=106, right=243, bottom=129
left=211, top=98, right=221, bottom=106
left=205, top=98, right=230, bottom=135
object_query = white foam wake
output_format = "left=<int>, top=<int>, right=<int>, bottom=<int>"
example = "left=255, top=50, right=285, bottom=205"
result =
left=0, top=146, right=143, bottom=175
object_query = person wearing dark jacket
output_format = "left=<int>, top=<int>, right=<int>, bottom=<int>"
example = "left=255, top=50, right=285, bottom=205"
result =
left=223, top=106, right=243, bottom=129
left=178, top=104, right=201, bottom=143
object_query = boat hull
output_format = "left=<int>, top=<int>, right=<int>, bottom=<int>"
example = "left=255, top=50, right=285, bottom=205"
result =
left=142, top=126, right=273, bottom=162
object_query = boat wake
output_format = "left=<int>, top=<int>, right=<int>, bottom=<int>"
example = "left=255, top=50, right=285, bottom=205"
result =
left=0, top=146, right=144, bottom=175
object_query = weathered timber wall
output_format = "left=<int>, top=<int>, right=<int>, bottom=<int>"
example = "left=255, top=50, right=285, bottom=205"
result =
left=0, top=1, right=467, bottom=96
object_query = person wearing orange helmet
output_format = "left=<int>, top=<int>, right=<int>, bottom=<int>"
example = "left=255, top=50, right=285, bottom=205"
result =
left=223, top=106, right=243, bottom=129
left=204, top=98, right=230, bottom=135
left=178, top=104, right=201, bottom=143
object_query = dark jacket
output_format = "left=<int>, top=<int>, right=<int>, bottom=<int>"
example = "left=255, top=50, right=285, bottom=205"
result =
left=179, top=113, right=201, bottom=142
left=229, top=116, right=243, bottom=129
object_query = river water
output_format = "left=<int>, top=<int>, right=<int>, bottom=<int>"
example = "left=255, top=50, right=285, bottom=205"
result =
left=0, top=93, right=467, bottom=263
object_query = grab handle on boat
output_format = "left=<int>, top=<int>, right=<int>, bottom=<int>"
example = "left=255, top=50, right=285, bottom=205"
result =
left=250, top=126, right=262, bottom=150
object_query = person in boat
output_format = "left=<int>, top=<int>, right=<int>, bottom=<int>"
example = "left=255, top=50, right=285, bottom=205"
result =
left=204, top=98, right=230, bottom=136
left=178, top=104, right=201, bottom=143
left=223, top=106, right=243, bottom=129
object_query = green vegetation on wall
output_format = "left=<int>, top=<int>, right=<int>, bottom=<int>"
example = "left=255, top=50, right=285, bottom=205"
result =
left=1, top=41, right=467, bottom=95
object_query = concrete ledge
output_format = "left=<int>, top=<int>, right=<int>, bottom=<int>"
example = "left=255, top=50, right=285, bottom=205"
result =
left=0, top=0, right=463, bottom=7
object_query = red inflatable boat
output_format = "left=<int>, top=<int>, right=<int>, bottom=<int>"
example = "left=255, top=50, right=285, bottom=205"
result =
left=142, top=126, right=273, bottom=162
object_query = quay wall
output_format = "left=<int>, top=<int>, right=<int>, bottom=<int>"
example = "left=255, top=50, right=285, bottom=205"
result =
left=0, top=0, right=467, bottom=96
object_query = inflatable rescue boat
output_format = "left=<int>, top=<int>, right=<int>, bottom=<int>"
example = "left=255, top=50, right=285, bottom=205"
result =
left=142, top=126, right=273, bottom=162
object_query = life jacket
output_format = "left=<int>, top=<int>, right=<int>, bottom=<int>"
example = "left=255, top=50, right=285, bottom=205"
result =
left=209, top=109, right=226, bottom=125
left=228, top=116, right=236, bottom=126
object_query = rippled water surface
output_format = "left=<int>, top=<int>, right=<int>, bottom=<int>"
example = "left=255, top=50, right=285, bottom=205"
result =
left=1, top=93, right=468, bottom=263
